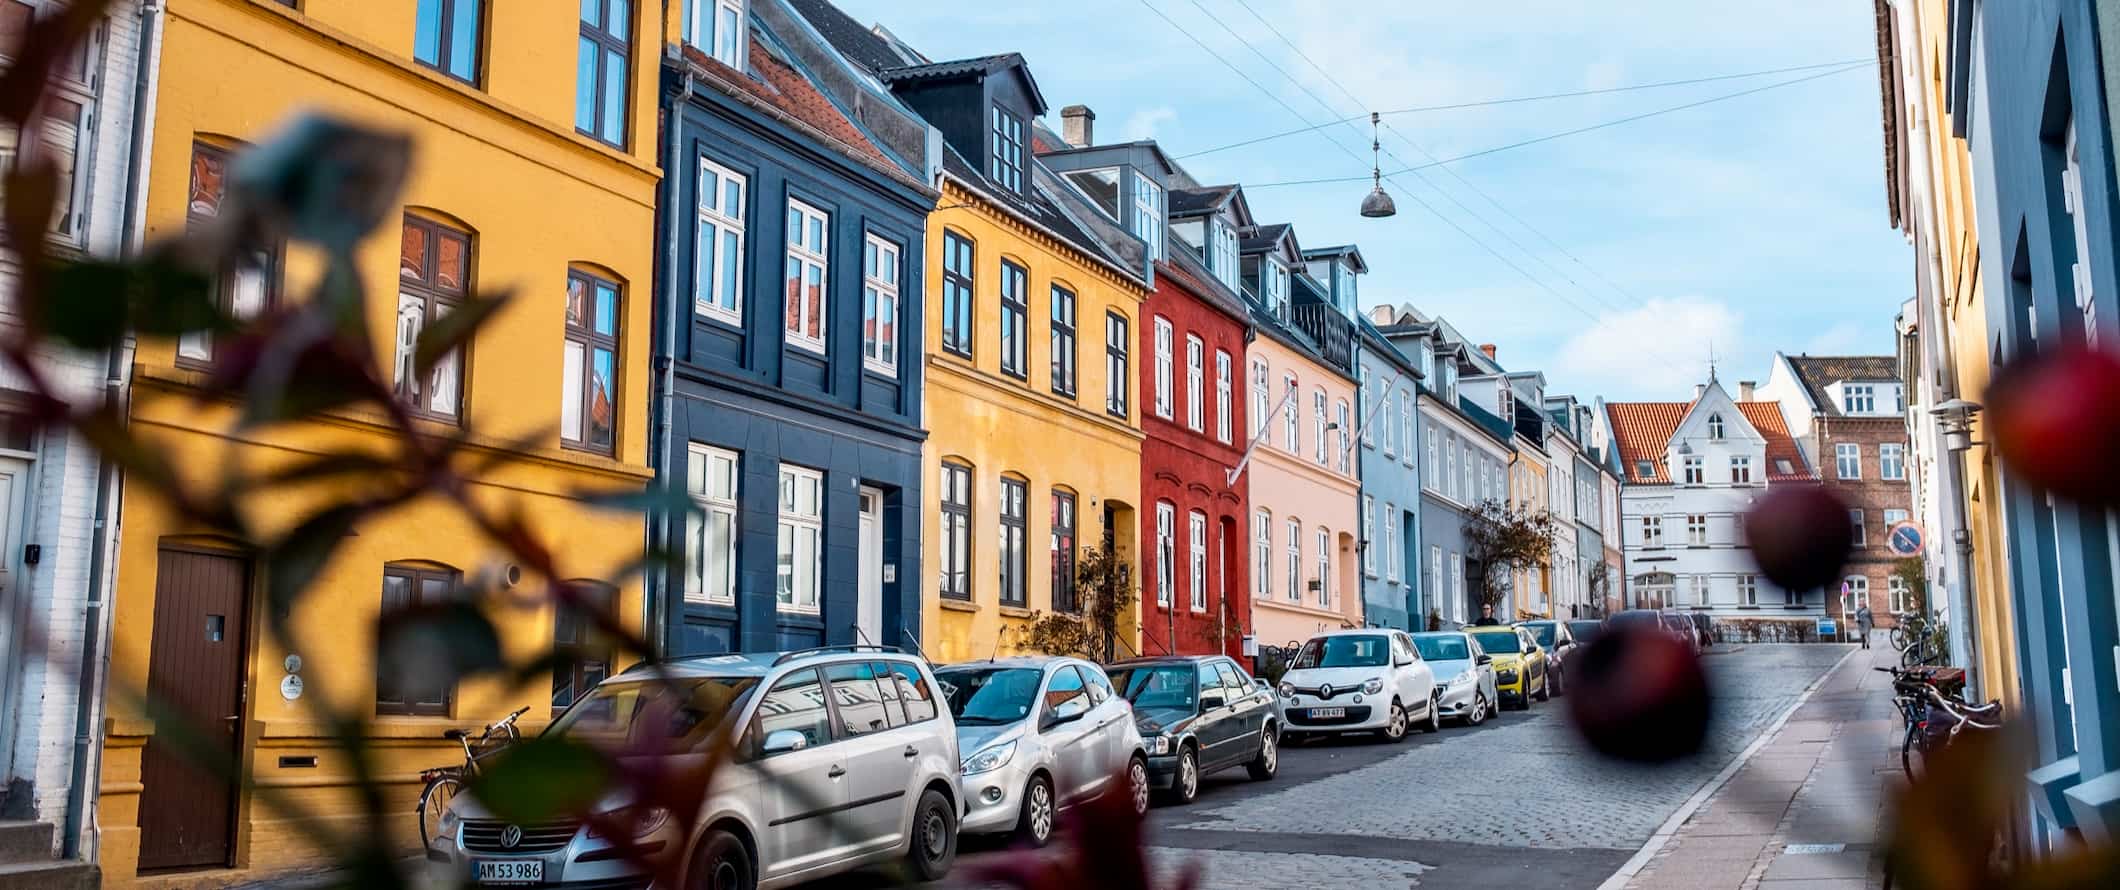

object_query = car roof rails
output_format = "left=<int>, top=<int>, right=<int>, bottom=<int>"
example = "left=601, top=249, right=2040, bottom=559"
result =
left=771, top=644, right=906, bottom=667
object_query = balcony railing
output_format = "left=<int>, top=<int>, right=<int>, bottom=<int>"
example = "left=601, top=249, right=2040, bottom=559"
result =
left=1290, top=303, right=1355, bottom=371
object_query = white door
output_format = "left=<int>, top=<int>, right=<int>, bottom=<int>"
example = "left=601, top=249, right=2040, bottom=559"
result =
left=857, top=487, right=884, bottom=645
left=0, top=456, right=32, bottom=784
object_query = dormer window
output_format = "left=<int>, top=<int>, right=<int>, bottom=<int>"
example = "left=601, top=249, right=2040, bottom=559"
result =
left=1131, top=171, right=1163, bottom=260
left=684, top=0, right=746, bottom=69
left=1263, top=256, right=1289, bottom=318
left=1335, top=262, right=1357, bottom=309
left=1635, top=459, right=1654, bottom=477
left=1842, top=384, right=1876, bottom=414
left=989, top=105, right=1025, bottom=192
left=1064, top=167, right=1121, bottom=218
left=1707, top=413, right=1725, bottom=439
left=1210, top=218, right=1239, bottom=290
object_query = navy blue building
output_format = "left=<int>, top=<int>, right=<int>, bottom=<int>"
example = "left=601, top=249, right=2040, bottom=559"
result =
left=650, top=0, right=939, bottom=655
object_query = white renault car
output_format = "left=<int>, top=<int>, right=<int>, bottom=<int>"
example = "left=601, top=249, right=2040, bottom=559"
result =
left=1276, top=629, right=1439, bottom=743
left=428, top=646, right=962, bottom=890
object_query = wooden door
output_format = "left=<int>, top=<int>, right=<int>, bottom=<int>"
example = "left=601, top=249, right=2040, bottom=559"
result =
left=138, top=548, right=250, bottom=871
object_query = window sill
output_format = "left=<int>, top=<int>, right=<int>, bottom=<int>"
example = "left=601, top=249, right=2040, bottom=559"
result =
left=998, top=605, right=1035, bottom=619
left=938, top=598, right=979, bottom=613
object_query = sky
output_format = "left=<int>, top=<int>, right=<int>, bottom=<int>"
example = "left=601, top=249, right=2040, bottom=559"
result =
left=826, top=0, right=1913, bottom=403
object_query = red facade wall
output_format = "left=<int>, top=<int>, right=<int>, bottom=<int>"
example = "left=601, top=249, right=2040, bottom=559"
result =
left=1136, top=264, right=1251, bottom=657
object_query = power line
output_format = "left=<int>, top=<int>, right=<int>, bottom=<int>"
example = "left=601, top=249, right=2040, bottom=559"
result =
left=1175, top=57, right=1873, bottom=160
left=1237, top=62, right=1871, bottom=190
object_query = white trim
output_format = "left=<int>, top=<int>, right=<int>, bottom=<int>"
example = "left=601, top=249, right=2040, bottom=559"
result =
left=783, top=197, right=829, bottom=353
left=861, top=233, right=900, bottom=376
left=775, top=463, right=825, bottom=613
left=685, top=443, right=741, bottom=605
left=694, top=156, right=747, bottom=323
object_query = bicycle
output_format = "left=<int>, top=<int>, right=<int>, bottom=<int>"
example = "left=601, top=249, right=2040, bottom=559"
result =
left=416, top=705, right=529, bottom=844
left=1878, top=666, right=1999, bottom=779
left=1889, top=612, right=1925, bottom=651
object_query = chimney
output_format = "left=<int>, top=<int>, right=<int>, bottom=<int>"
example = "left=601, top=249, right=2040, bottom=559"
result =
left=1694, top=384, right=1707, bottom=400
left=1478, top=344, right=1497, bottom=359
left=1369, top=305, right=1397, bottom=325
left=1738, top=380, right=1757, bottom=400
left=1061, top=105, right=1096, bottom=148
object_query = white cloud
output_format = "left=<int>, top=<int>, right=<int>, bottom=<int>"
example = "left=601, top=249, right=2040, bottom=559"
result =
left=1550, top=297, right=1737, bottom=397
left=1122, top=106, right=1178, bottom=141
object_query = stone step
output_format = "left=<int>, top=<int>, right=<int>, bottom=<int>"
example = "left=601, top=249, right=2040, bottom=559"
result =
left=0, top=824, right=53, bottom=865
left=0, top=859, right=96, bottom=890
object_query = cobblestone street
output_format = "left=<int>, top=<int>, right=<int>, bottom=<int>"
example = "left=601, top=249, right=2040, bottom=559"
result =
left=1124, top=644, right=1855, bottom=889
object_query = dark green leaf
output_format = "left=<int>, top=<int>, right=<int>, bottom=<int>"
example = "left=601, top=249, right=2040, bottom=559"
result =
left=235, top=330, right=388, bottom=427
left=38, top=254, right=219, bottom=350
left=466, top=736, right=613, bottom=824
left=231, top=114, right=411, bottom=250
left=2, top=157, right=56, bottom=257
left=574, top=482, right=701, bottom=519
left=265, top=505, right=364, bottom=622
left=376, top=601, right=506, bottom=681
left=415, top=291, right=510, bottom=380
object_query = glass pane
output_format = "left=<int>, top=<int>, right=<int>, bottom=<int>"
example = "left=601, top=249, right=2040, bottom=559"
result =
left=797, top=526, right=818, bottom=606
left=415, top=0, right=443, bottom=65
left=400, top=223, right=427, bottom=281
left=448, top=0, right=480, bottom=80
left=713, top=454, right=736, bottom=499
left=723, top=178, right=742, bottom=217
left=787, top=205, right=801, bottom=242
left=595, top=283, right=618, bottom=335
left=695, top=221, right=717, bottom=308
left=435, top=232, right=465, bottom=292
left=566, top=275, right=587, bottom=328
left=589, top=347, right=615, bottom=448
left=188, top=147, right=225, bottom=217
left=686, top=447, right=706, bottom=496
left=783, top=257, right=801, bottom=332
left=720, top=231, right=741, bottom=310
left=808, top=216, right=824, bottom=252
left=717, top=7, right=741, bottom=62
left=608, top=0, right=629, bottom=36
left=880, top=294, right=896, bottom=364
left=429, top=346, right=460, bottom=415
left=804, top=266, right=823, bottom=340
left=601, top=48, right=626, bottom=143
left=177, top=330, right=212, bottom=362
left=232, top=264, right=268, bottom=319
left=581, top=0, right=598, bottom=24
left=706, top=509, right=733, bottom=599
left=561, top=340, right=584, bottom=440
left=755, top=670, right=831, bottom=749
left=776, top=523, right=794, bottom=604
left=863, top=286, right=878, bottom=354
left=575, top=37, right=598, bottom=133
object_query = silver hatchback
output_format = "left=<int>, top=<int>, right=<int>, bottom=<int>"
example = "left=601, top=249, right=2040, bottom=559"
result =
left=935, top=657, right=1149, bottom=846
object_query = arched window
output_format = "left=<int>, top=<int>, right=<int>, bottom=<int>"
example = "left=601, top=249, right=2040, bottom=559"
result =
left=1707, top=413, right=1725, bottom=439
left=397, top=213, right=475, bottom=421
left=1154, top=501, right=1176, bottom=608
left=564, top=267, right=622, bottom=453
left=1253, top=508, right=1272, bottom=599
left=939, top=461, right=973, bottom=599
left=377, top=561, right=463, bottom=716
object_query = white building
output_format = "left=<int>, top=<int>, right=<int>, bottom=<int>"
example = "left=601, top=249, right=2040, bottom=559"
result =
left=0, top=0, right=153, bottom=860
left=1603, top=379, right=1824, bottom=623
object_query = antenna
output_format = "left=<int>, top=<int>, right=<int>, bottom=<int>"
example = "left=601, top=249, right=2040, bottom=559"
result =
left=1706, top=341, right=1719, bottom=382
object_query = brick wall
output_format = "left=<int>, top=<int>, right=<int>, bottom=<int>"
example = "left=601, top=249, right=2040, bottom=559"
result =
left=1814, top=415, right=1917, bottom=628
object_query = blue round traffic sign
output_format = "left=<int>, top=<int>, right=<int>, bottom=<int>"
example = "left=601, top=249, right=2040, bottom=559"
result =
left=1887, top=522, right=1923, bottom=557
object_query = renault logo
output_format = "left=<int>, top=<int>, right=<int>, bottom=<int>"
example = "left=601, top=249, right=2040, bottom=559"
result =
left=1319, top=683, right=1333, bottom=699
left=500, top=825, right=523, bottom=849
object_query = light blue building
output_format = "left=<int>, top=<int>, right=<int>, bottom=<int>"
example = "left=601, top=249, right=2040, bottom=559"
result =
left=1354, top=313, right=1425, bottom=630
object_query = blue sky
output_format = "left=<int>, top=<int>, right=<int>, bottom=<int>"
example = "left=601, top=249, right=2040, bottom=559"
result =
left=827, top=0, right=1912, bottom=402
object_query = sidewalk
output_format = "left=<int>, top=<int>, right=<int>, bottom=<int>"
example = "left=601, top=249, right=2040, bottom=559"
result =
left=1622, top=642, right=1903, bottom=890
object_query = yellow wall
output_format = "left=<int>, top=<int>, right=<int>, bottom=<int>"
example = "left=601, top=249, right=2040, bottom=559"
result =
left=101, top=1, right=659, bottom=883
left=1510, top=449, right=1550, bottom=619
left=921, top=179, right=1147, bottom=664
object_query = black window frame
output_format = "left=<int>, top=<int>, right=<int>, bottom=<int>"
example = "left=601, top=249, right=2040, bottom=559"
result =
left=562, top=268, right=621, bottom=455
left=999, top=476, right=1028, bottom=607
left=989, top=104, right=1025, bottom=193
left=550, top=581, right=617, bottom=715
left=998, top=259, right=1028, bottom=379
left=576, top=0, right=632, bottom=148
left=376, top=562, right=462, bottom=717
left=397, top=214, right=473, bottom=424
left=941, top=230, right=975, bottom=358
left=1051, top=489, right=1077, bottom=613
left=1050, top=283, right=1077, bottom=396
left=413, top=0, right=484, bottom=86
left=940, top=461, right=973, bottom=600
left=1105, top=311, right=1130, bottom=418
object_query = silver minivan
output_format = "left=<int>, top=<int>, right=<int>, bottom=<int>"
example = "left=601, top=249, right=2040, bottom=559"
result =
left=429, top=646, right=962, bottom=890
left=934, top=657, right=1149, bottom=846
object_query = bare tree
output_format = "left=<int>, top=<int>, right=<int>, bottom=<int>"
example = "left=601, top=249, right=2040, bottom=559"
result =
left=1463, top=499, right=1557, bottom=617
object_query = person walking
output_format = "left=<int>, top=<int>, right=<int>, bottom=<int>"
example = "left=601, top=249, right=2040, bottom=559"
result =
left=1854, top=603, right=1874, bottom=649
left=1472, top=603, right=1502, bottom=626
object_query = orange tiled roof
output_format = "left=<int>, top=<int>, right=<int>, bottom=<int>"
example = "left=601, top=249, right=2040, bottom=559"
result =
left=1606, top=401, right=1813, bottom=485
left=683, top=39, right=897, bottom=172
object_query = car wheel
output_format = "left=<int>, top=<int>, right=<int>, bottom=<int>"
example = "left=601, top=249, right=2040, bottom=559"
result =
left=1017, top=774, right=1055, bottom=847
left=1168, top=745, right=1201, bottom=805
left=1467, top=692, right=1487, bottom=726
left=903, top=788, right=957, bottom=882
left=1127, top=755, right=1152, bottom=816
left=688, top=828, right=755, bottom=890
left=1535, top=673, right=1551, bottom=702
left=1383, top=698, right=1409, bottom=742
left=1423, top=691, right=1443, bottom=733
left=1246, top=723, right=1279, bottom=780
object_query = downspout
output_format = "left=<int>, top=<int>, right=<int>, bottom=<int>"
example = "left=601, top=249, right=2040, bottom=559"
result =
left=649, top=68, right=696, bottom=659
left=65, top=0, right=159, bottom=860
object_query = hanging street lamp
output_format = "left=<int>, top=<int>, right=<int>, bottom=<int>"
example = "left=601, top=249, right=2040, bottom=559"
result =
left=1359, top=111, right=1397, bottom=218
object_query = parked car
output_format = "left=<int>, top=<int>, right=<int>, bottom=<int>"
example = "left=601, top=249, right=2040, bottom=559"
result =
left=933, top=657, right=1148, bottom=846
left=430, top=646, right=961, bottom=890
left=1688, top=611, right=1715, bottom=647
left=1106, top=656, right=1279, bottom=805
left=1413, top=631, right=1498, bottom=726
left=1658, top=610, right=1705, bottom=654
left=1607, top=609, right=1662, bottom=634
left=1276, top=629, right=1440, bottom=743
left=1465, top=625, right=1549, bottom=709
left=1518, top=620, right=1579, bottom=696
left=1566, top=618, right=1605, bottom=646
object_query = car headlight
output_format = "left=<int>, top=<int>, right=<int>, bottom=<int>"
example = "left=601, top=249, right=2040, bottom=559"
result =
left=436, top=808, right=460, bottom=841
left=588, top=806, right=671, bottom=840
left=1278, top=681, right=1297, bottom=699
left=962, top=740, right=1017, bottom=775
left=1497, top=668, right=1519, bottom=682
left=1363, top=678, right=1384, bottom=695
left=1449, top=672, right=1475, bottom=687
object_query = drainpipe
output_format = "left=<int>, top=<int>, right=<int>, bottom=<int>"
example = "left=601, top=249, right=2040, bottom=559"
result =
left=648, top=71, right=695, bottom=659
left=64, top=0, right=158, bottom=860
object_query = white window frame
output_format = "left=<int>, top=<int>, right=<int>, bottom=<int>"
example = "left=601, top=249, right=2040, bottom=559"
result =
left=1444, top=434, right=1457, bottom=501
left=1739, top=573, right=1758, bottom=606
left=1643, top=515, right=1663, bottom=547
left=1707, top=413, right=1725, bottom=439
left=1383, top=503, right=1399, bottom=582
left=684, top=444, right=740, bottom=604
left=1836, top=443, right=1861, bottom=480
left=783, top=198, right=829, bottom=352
left=1880, top=443, right=1906, bottom=481
left=1425, top=427, right=1438, bottom=490
left=1285, top=517, right=1302, bottom=602
left=1263, top=256, right=1288, bottom=318
left=1362, top=496, right=1377, bottom=577
left=1888, top=574, right=1910, bottom=613
left=775, top=463, right=825, bottom=612
left=1153, top=317, right=1174, bottom=419
left=1843, top=384, right=1876, bottom=414
left=1687, top=514, right=1708, bottom=546
left=1336, top=399, right=1352, bottom=473
left=1313, top=389, right=1328, bottom=465
left=0, top=6, right=99, bottom=251
left=684, top=0, right=747, bottom=69
left=1215, top=350, right=1233, bottom=443
left=1844, top=575, right=1870, bottom=615
left=1155, top=501, right=1175, bottom=608
left=861, top=233, right=900, bottom=375
left=1400, top=394, right=1414, bottom=467
left=1315, top=526, right=1332, bottom=606
left=1132, top=170, right=1163, bottom=260
left=1449, top=553, right=1464, bottom=622
left=1185, top=334, right=1204, bottom=431
left=1189, top=510, right=1208, bottom=612
left=1850, top=509, right=1865, bottom=547
left=694, top=157, right=747, bottom=322
left=1682, top=455, right=1704, bottom=485
left=1730, top=456, right=1753, bottom=484
left=1210, top=217, right=1239, bottom=289
left=1254, top=509, right=1272, bottom=599
left=1885, top=509, right=1910, bottom=529
left=1282, top=374, right=1299, bottom=452
left=2065, top=119, right=2099, bottom=343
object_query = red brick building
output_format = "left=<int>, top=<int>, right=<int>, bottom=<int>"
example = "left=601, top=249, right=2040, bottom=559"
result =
left=1757, top=355, right=1918, bottom=630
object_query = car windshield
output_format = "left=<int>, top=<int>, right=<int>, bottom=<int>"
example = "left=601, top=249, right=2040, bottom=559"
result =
left=1413, top=635, right=1472, bottom=661
left=1292, top=635, right=1391, bottom=669
left=1108, top=665, right=1198, bottom=710
left=1468, top=631, right=1521, bottom=654
left=546, top=676, right=759, bottom=753
left=1662, top=614, right=1692, bottom=631
left=1569, top=621, right=1603, bottom=643
left=1524, top=623, right=1558, bottom=647
left=934, top=667, right=1043, bottom=726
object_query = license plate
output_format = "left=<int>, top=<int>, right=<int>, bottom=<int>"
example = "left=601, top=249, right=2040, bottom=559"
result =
left=477, top=859, right=543, bottom=885
left=1310, top=707, right=1346, bottom=718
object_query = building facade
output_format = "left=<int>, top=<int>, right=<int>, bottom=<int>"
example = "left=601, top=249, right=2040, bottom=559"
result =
left=1354, top=319, right=1423, bottom=631
left=1756, top=355, right=1917, bottom=630
left=1606, top=380, right=1821, bottom=625
left=0, top=0, right=148, bottom=859
left=653, top=0, right=936, bottom=657
left=100, top=0, right=661, bottom=883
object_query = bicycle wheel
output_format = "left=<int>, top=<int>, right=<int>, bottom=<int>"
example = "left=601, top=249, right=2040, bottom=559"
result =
left=1890, top=625, right=1911, bottom=650
left=1901, top=723, right=1924, bottom=780
left=419, top=775, right=463, bottom=844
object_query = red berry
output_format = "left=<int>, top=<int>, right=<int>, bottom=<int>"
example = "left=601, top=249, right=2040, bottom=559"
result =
left=1987, top=347, right=2120, bottom=507
left=1743, top=485, right=1853, bottom=593
left=1567, top=623, right=1711, bottom=764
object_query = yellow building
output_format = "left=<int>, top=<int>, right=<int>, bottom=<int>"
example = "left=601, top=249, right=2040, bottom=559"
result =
left=99, top=1, right=658, bottom=883
left=1878, top=0, right=2017, bottom=708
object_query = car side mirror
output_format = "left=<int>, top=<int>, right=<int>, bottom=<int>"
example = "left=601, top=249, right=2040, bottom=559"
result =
left=1253, top=678, right=1271, bottom=691
left=761, top=729, right=808, bottom=756
left=1476, top=654, right=1493, bottom=665
left=1199, top=694, right=1226, bottom=712
left=1043, top=703, right=1088, bottom=730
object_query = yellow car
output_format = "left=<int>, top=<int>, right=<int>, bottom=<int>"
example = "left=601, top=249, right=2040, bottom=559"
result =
left=1464, top=625, right=1550, bottom=710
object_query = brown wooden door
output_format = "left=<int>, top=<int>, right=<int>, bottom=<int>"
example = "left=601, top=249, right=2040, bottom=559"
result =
left=138, top=548, right=249, bottom=871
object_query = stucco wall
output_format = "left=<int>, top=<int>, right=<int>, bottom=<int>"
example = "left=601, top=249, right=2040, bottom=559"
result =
left=1245, top=334, right=1359, bottom=648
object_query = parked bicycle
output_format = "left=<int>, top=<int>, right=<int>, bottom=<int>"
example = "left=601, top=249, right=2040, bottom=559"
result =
left=1878, top=666, right=1999, bottom=779
left=1897, top=618, right=1950, bottom=668
left=416, top=705, right=529, bottom=844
